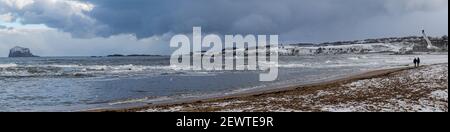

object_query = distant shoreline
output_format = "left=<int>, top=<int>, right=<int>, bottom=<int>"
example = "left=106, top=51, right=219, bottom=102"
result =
left=105, top=54, right=164, bottom=57
left=0, top=55, right=170, bottom=58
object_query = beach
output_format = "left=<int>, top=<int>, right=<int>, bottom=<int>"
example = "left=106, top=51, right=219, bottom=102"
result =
left=106, top=63, right=448, bottom=112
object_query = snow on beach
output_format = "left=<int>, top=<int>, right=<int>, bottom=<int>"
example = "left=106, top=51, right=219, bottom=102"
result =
left=141, top=64, right=448, bottom=112
left=320, top=64, right=448, bottom=112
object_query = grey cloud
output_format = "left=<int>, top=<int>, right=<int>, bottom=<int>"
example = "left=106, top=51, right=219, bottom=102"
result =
left=86, top=0, right=448, bottom=41
left=0, top=0, right=102, bottom=37
left=2, top=0, right=448, bottom=42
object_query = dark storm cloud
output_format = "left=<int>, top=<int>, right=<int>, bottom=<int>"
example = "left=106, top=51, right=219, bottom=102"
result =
left=86, top=0, right=387, bottom=37
left=84, top=0, right=447, bottom=41
left=2, top=0, right=448, bottom=41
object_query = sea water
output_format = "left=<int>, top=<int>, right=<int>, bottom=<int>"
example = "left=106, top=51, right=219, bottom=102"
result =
left=0, top=53, right=447, bottom=111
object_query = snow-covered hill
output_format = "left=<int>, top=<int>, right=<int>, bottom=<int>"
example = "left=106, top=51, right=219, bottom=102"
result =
left=278, top=35, right=448, bottom=56
left=278, top=43, right=415, bottom=56
left=194, top=35, right=447, bottom=56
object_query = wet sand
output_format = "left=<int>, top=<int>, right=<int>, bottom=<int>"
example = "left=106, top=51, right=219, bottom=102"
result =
left=91, top=63, right=448, bottom=112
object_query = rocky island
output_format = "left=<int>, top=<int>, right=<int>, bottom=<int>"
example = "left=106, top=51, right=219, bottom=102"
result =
left=8, top=46, right=39, bottom=57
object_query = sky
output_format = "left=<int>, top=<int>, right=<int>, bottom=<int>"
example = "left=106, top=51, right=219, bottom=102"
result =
left=0, top=0, right=448, bottom=56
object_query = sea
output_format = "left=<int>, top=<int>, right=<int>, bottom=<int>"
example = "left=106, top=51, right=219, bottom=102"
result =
left=0, top=53, right=447, bottom=111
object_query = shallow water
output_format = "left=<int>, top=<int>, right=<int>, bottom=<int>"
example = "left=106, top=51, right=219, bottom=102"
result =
left=0, top=53, right=447, bottom=111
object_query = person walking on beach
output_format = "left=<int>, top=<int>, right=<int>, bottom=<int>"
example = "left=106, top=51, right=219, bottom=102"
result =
left=413, top=58, right=418, bottom=68
left=417, top=57, right=421, bottom=67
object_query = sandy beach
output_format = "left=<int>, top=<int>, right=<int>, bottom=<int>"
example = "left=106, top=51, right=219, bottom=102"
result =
left=98, top=63, right=448, bottom=112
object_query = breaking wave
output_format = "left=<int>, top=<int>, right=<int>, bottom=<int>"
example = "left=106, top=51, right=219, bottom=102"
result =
left=0, top=63, right=174, bottom=78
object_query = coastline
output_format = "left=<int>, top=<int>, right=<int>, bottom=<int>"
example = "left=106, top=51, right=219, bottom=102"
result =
left=89, top=63, right=448, bottom=112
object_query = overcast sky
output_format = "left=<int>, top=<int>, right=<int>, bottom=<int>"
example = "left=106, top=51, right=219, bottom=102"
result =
left=0, top=0, right=448, bottom=56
